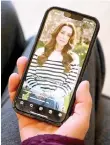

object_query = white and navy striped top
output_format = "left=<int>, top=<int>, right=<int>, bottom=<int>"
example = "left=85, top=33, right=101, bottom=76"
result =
left=26, top=47, right=80, bottom=98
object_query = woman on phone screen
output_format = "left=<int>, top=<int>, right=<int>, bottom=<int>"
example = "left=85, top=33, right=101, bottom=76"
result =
left=25, top=23, right=80, bottom=112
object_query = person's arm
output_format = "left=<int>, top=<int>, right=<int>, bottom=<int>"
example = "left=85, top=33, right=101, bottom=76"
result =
left=21, top=134, right=84, bottom=145
left=26, top=48, right=44, bottom=95
left=52, top=53, right=80, bottom=98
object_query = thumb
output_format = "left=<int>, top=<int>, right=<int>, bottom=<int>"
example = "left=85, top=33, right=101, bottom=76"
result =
left=55, top=81, right=92, bottom=140
left=74, top=80, right=92, bottom=119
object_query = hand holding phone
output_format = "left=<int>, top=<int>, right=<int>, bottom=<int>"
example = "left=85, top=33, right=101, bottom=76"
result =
left=8, top=56, right=92, bottom=141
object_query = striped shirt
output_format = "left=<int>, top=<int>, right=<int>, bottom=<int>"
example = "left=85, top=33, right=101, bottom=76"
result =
left=26, top=47, right=80, bottom=99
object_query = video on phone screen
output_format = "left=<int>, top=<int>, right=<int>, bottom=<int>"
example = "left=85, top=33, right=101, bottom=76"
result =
left=19, top=9, right=96, bottom=113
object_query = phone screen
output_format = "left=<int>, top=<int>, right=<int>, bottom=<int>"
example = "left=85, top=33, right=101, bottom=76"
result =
left=15, top=8, right=98, bottom=123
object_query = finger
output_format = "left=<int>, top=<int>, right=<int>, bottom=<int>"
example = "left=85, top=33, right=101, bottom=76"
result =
left=8, top=73, right=20, bottom=102
left=55, top=81, right=92, bottom=139
left=8, top=72, right=36, bottom=122
left=17, top=56, right=28, bottom=78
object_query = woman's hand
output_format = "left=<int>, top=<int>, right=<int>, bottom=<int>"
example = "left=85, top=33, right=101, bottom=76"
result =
left=8, top=56, right=92, bottom=142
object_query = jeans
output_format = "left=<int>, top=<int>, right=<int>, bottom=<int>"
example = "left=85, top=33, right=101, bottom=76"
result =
left=28, top=94, right=59, bottom=110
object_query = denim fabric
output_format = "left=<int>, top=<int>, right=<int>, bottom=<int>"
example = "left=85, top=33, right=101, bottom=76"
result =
left=28, top=94, right=59, bottom=110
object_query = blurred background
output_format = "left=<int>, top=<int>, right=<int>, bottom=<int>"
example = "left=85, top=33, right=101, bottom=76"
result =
left=12, top=0, right=110, bottom=96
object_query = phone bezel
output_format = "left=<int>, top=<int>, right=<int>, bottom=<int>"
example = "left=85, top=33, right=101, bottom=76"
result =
left=13, top=6, right=100, bottom=126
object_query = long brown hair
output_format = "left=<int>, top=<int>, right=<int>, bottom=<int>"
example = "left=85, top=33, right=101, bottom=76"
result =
left=37, top=23, right=76, bottom=72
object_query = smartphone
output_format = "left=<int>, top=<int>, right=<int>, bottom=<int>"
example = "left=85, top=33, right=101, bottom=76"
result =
left=13, top=7, right=100, bottom=126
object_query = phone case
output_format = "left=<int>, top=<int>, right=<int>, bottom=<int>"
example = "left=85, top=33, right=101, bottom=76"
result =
left=13, top=6, right=100, bottom=126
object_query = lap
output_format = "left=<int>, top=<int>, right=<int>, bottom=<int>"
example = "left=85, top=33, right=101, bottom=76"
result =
left=1, top=38, right=106, bottom=145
